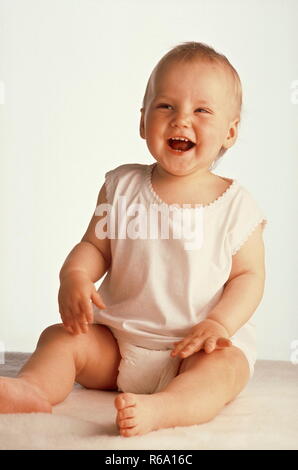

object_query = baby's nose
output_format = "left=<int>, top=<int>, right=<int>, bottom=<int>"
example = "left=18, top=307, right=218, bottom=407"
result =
left=170, top=111, right=192, bottom=127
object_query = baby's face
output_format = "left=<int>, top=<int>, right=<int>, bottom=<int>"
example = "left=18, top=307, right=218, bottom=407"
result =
left=140, top=59, right=239, bottom=177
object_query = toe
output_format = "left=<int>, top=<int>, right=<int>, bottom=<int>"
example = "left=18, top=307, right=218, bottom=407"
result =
left=118, top=407, right=135, bottom=420
left=115, top=392, right=137, bottom=410
left=119, top=417, right=136, bottom=429
left=120, top=426, right=139, bottom=438
left=114, top=394, right=126, bottom=410
left=121, top=392, right=137, bottom=407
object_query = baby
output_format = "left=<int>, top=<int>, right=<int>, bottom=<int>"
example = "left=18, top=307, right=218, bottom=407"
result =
left=0, top=42, right=267, bottom=438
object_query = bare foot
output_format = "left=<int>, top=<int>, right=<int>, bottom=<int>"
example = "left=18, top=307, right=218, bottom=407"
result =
left=0, top=377, right=52, bottom=414
left=115, top=392, right=173, bottom=437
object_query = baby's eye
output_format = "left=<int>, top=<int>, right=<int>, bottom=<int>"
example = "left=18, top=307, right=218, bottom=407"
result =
left=157, top=104, right=173, bottom=110
left=195, top=108, right=208, bottom=113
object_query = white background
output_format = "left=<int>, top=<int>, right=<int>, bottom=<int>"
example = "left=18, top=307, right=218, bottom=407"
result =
left=0, top=0, right=297, bottom=360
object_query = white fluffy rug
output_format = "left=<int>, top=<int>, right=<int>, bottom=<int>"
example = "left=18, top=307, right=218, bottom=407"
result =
left=0, top=354, right=297, bottom=450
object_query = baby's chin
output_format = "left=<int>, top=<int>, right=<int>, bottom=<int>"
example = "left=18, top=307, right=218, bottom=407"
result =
left=154, top=159, right=207, bottom=178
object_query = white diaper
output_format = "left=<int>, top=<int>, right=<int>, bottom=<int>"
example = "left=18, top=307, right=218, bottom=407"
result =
left=116, top=339, right=182, bottom=394
left=230, top=322, right=257, bottom=379
left=109, top=319, right=256, bottom=394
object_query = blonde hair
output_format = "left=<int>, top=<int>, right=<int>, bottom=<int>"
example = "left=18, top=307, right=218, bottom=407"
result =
left=142, top=41, right=242, bottom=120
left=141, top=41, right=242, bottom=167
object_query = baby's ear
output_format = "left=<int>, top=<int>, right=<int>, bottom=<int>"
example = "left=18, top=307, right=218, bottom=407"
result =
left=139, top=107, right=146, bottom=139
left=223, top=118, right=239, bottom=149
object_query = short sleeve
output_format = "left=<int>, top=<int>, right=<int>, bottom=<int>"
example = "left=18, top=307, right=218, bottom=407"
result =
left=227, top=188, right=268, bottom=256
left=103, top=164, right=130, bottom=205
left=103, top=163, right=146, bottom=206
left=104, top=168, right=115, bottom=205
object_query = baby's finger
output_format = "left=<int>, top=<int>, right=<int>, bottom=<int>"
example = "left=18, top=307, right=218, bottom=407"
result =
left=79, top=305, right=93, bottom=334
left=74, top=314, right=89, bottom=334
left=79, top=299, right=94, bottom=325
left=62, top=322, right=74, bottom=334
left=67, top=320, right=79, bottom=335
left=67, top=309, right=85, bottom=334
left=73, top=319, right=86, bottom=335
left=61, top=310, right=75, bottom=334
left=180, top=340, right=203, bottom=357
left=79, top=321, right=89, bottom=334
left=173, top=339, right=200, bottom=358
left=204, top=336, right=218, bottom=354
left=74, top=311, right=89, bottom=334
left=70, top=306, right=88, bottom=334
left=171, top=338, right=190, bottom=356
left=215, top=338, right=232, bottom=349
left=91, top=291, right=107, bottom=310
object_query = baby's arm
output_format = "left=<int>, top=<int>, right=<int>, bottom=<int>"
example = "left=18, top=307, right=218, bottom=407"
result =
left=58, top=183, right=110, bottom=334
left=207, top=222, right=265, bottom=336
left=172, top=223, right=265, bottom=358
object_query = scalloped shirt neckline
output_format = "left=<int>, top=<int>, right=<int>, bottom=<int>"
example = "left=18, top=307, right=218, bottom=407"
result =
left=145, top=163, right=238, bottom=210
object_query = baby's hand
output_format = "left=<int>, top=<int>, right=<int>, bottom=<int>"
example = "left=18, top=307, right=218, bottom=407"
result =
left=171, top=319, right=232, bottom=359
left=58, top=271, right=106, bottom=335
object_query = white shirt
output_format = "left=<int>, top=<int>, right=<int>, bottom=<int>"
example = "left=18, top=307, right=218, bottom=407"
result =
left=93, top=162, right=267, bottom=353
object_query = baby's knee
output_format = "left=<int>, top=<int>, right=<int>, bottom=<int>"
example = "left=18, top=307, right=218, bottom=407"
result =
left=37, top=323, right=72, bottom=345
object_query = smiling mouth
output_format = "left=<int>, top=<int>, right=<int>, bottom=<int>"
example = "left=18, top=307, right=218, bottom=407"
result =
left=167, top=138, right=196, bottom=152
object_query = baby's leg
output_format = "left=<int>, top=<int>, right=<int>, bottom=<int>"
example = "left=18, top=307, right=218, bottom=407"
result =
left=0, top=324, right=121, bottom=413
left=115, top=346, right=250, bottom=437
